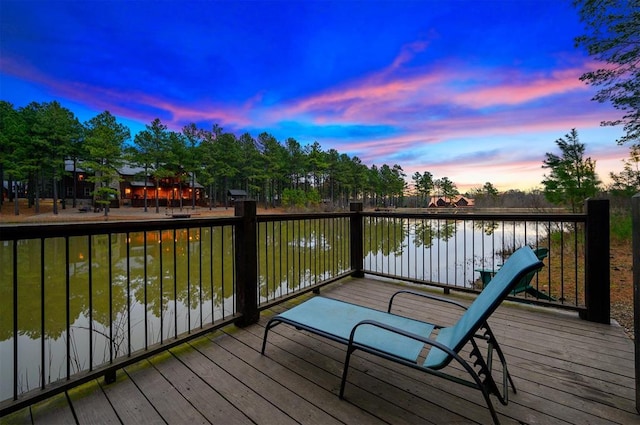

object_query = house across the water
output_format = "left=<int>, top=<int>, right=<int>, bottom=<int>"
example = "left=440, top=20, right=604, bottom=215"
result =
left=428, top=195, right=474, bottom=208
left=61, top=161, right=205, bottom=207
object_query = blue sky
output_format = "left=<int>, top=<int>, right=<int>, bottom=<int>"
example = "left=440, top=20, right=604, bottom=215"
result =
left=0, top=0, right=628, bottom=191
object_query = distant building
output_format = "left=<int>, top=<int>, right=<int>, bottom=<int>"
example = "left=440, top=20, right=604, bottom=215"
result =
left=428, top=195, right=474, bottom=208
left=61, top=160, right=205, bottom=207
left=63, top=160, right=94, bottom=200
left=227, top=189, right=248, bottom=202
left=119, top=164, right=204, bottom=207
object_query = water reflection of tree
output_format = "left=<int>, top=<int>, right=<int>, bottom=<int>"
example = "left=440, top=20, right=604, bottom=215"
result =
left=1, top=218, right=356, bottom=345
left=0, top=228, right=236, bottom=341
left=258, top=219, right=352, bottom=298
left=413, top=220, right=435, bottom=248
left=0, top=237, right=101, bottom=341
left=363, top=217, right=407, bottom=256
left=475, top=220, right=499, bottom=236
left=409, top=219, right=459, bottom=249
left=437, top=219, right=458, bottom=241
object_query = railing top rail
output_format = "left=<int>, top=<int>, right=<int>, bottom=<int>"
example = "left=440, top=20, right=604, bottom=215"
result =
left=0, top=208, right=588, bottom=241
left=0, top=216, right=241, bottom=241
left=362, top=210, right=586, bottom=222
left=257, top=211, right=352, bottom=223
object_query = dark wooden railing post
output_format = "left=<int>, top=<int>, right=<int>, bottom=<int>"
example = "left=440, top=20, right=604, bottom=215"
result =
left=234, top=200, right=259, bottom=326
left=581, top=198, right=610, bottom=324
left=632, top=193, right=640, bottom=413
left=350, top=202, right=364, bottom=278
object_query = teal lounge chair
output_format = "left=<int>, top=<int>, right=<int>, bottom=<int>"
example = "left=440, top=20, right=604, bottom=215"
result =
left=262, top=246, right=543, bottom=424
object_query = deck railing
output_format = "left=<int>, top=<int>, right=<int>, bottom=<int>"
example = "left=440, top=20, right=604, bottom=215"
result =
left=0, top=216, right=242, bottom=415
left=349, top=199, right=609, bottom=323
left=360, top=211, right=587, bottom=307
left=0, top=199, right=610, bottom=416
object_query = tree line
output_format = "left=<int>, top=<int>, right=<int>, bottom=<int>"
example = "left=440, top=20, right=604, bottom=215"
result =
left=2, top=100, right=638, bottom=216
left=0, top=100, right=414, bottom=214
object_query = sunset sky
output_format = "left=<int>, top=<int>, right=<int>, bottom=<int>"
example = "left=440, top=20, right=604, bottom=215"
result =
left=0, top=0, right=630, bottom=192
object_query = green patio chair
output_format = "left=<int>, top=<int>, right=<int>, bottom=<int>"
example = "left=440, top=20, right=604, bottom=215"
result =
left=262, top=246, right=543, bottom=424
left=510, top=248, right=555, bottom=300
left=477, top=248, right=554, bottom=301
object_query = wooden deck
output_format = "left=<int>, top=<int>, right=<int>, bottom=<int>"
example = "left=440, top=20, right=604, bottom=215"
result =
left=2, top=276, right=637, bottom=424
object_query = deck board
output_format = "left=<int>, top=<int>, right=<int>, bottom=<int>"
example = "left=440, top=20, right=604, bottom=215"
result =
left=229, top=322, right=392, bottom=425
left=204, top=332, right=344, bottom=425
left=2, top=276, right=638, bottom=424
left=152, top=346, right=248, bottom=424
left=66, top=380, right=120, bottom=425
left=30, top=394, right=75, bottom=425
left=180, top=338, right=299, bottom=425
left=99, top=368, right=164, bottom=424
left=125, top=356, right=210, bottom=424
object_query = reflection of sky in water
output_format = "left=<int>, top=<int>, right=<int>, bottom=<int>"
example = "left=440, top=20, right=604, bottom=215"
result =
left=0, top=293, right=238, bottom=401
left=364, top=219, right=551, bottom=287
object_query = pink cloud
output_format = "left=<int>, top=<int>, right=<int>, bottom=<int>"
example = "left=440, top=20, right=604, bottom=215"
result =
left=389, top=39, right=431, bottom=70
left=331, top=102, right=619, bottom=164
left=450, top=67, right=589, bottom=108
left=269, top=55, right=604, bottom=133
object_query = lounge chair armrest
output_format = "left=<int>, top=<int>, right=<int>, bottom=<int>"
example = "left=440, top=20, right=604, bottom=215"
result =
left=348, top=319, right=457, bottom=360
left=388, top=290, right=468, bottom=313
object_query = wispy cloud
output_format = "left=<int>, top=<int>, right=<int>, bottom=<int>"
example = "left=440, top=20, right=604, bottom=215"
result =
left=449, top=67, right=588, bottom=108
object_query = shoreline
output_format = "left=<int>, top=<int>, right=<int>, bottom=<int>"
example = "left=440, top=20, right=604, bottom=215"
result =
left=0, top=200, right=283, bottom=224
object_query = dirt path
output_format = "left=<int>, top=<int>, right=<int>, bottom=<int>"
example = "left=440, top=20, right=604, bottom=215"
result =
left=0, top=199, right=285, bottom=223
left=610, top=240, right=634, bottom=337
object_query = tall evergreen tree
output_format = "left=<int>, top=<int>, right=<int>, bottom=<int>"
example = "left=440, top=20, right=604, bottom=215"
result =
left=258, top=132, right=287, bottom=208
left=213, top=132, right=241, bottom=208
left=0, top=101, right=27, bottom=214
left=349, top=156, right=368, bottom=202
left=166, top=130, right=189, bottom=210
left=433, top=177, right=459, bottom=205
left=237, top=132, right=263, bottom=198
left=182, top=123, right=204, bottom=209
left=132, top=118, right=172, bottom=213
left=412, top=171, right=434, bottom=207
left=84, top=111, right=130, bottom=216
left=542, top=128, right=601, bottom=212
left=28, top=101, right=82, bottom=214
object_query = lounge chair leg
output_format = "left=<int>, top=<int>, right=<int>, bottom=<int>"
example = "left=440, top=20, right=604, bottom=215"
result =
left=339, top=346, right=356, bottom=399
left=506, top=368, right=517, bottom=394
left=486, top=325, right=517, bottom=396
left=484, top=395, right=501, bottom=425
left=261, top=319, right=278, bottom=354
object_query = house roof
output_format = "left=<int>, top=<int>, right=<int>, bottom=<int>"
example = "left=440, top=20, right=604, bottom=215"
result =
left=64, top=159, right=86, bottom=173
left=118, top=164, right=149, bottom=176
left=228, top=189, right=248, bottom=197
left=428, top=195, right=474, bottom=207
left=129, top=181, right=155, bottom=187
left=188, top=180, right=205, bottom=189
